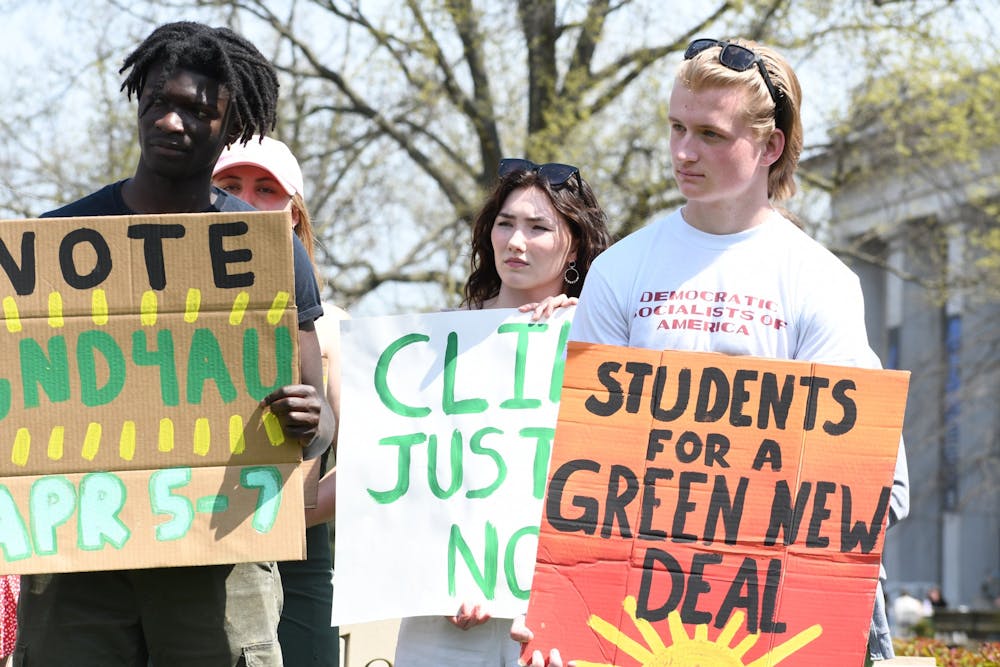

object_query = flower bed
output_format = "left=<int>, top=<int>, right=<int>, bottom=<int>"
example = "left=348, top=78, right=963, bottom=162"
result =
left=893, top=637, right=1000, bottom=666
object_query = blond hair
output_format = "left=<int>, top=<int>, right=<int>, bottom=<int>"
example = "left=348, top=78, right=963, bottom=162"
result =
left=676, top=39, right=803, bottom=201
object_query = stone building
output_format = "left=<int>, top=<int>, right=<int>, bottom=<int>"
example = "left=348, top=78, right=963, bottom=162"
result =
left=807, top=94, right=999, bottom=610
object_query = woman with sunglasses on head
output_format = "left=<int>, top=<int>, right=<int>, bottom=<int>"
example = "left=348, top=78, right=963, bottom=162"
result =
left=516, top=39, right=909, bottom=666
left=393, top=158, right=611, bottom=667
left=213, top=137, right=346, bottom=667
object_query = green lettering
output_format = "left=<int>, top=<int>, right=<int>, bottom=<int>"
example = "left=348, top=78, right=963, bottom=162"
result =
left=447, top=522, right=497, bottom=599
left=375, top=333, right=431, bottom=417
left=498, top=322, right=545, bottom=410
left=549, top=320, right=572, bottom=403
left=466, top=427, right=506, bottom=499
left=150, top=467, right=194, bottom=541
left=429, top=430, right=463, bottom=499
left=368, top=433, right=426, bottom=504
left=242, top=466, right=283, bottom=533
left=20, top=335, right=70, bottom=407
left=78, top=472, right=129, bottom=550
left=187, top=328, right=237, bottom=404
left=196, top=495, right=230, bottom=513
left=0, top=486, right=32, bottom=561
left=243, top=326, right=293, bottom=400
left=521, top=427, right=556, bottom=499
left=77, top=331, right=127, bottom=407
left=443, top=331, right=487, bottom=414
left=132, top=330, right=179, bottom=406
left=504, top=525, right=539, bottom=600
left=0, top=379, right=9, bottom=420
left=29, top=476, right=76, bottom=555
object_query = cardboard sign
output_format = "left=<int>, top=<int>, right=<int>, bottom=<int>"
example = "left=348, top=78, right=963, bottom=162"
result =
left=524, top=343, right=909, bottom=666
left=0, top=210, right=306, bottom=574
left=332, top=308, right=573, bottom=624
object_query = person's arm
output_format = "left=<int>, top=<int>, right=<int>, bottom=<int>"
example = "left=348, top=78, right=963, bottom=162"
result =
left=888, top=435, right=909, bottom=528
left=317, top=305, right=350, bottom=455
left=567, top=256, right=629, bottom=346
left=793, top=269, right=872, bottom=365
left=300, top=326, right=335, bottom=460
left=302, top=306, right=350, bottom=527
left=795, top=269, right=910, bottom=528
left=305, top=466, right=336, bottom=527
left=796, top=265, right=909, bottom=661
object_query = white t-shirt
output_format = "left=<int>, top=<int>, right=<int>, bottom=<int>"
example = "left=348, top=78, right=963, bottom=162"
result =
left=571, top=208, right=873, bottom=366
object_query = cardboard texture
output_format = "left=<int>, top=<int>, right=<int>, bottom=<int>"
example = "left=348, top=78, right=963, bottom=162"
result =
left=0, top=210, right=306, bottom=573
left=524, top=343, right=909, bottom=667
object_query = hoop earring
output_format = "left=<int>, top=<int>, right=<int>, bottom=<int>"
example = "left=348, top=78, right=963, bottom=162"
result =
left=564, top=260, right=580, bottom=285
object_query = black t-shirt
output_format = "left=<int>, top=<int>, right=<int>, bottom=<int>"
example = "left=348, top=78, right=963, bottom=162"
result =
left=42, top=180, right=323, bottom=327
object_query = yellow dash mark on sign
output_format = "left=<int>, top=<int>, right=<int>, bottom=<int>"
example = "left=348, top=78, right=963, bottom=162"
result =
left=229, top=415, right=246, bottom=454
left=267, top=291, right=290, bottom=325
left=48, top=426, right=65, bottom=460
left=159, top=419, right=174, bottom=452
left=12, top=429, right=30, bottom=466
left=140, top=291, right=158, bottom=326
left=48, top=292, right=65, bottom=328
left=82, top=423, right=102, bottom=460
left=184, top=288, right=201, bottom=323
left=120, top=421, right=136, bottom=461
left=92, top=290, right=109, bottom=325
left=230, top=292, right=250, bottom=325
left=194, top=418, right=211, bottom=456
left=3, top=297, right=22, bottom=333
left=262, top=412, right=285, bottom=446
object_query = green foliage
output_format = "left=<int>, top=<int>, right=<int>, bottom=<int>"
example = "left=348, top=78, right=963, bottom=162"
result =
left=970, top=198, right=1000, bottom=300
left=830, top=59, right=1000, bottom=175
left=894, top=638, right=1000, bottom=667
left=818, top=41, right=1000, bottom=304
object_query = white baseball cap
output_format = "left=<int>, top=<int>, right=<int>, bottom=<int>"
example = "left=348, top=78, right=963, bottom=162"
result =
left=214, top=136, right=305, bottom=197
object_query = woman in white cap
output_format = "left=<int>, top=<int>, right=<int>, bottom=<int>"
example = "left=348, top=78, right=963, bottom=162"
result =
left=213, top=135, right=318, bottom=265
left=214, top=136, right=344, bottom=667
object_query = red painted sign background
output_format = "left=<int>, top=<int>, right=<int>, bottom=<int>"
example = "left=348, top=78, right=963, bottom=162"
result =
left=524, top=344, right=909, bottom=666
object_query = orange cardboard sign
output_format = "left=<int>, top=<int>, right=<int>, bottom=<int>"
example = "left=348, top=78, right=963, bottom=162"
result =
left=524, top=343, right=909, bottom=666
left=0, top=211, right=306, bottom=574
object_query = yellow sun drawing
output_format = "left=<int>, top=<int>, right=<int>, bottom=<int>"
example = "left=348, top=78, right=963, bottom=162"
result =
left=576, top=596, right=822, bottom=667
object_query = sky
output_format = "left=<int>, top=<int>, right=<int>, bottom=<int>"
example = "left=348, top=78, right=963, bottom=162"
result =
left=3, top=0, right=998, bottom=314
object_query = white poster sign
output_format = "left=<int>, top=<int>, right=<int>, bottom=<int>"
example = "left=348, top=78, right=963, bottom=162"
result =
left=332, top=308, right=573, bottom=624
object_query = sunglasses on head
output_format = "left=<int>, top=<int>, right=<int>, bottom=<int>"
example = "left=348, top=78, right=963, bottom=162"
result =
left=498, top=158, right=582, bottom=191
left=684, top=38, right=785, bottom=117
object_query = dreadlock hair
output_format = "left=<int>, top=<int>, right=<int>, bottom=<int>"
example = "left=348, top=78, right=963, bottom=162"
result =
left=119, top=21, right=279, bottom=145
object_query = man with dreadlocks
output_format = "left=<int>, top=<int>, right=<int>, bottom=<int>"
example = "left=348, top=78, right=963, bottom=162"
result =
left=14, top=21, right=333, bottom=667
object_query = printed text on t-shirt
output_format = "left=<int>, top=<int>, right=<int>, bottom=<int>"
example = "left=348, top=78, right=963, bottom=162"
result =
left=633, top=290, right=788, bottom=336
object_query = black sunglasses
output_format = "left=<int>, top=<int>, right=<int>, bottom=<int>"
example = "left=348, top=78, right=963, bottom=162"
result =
left=684, top=38, right=785, bottom=118
left=498, top=158, right=582, bottom=191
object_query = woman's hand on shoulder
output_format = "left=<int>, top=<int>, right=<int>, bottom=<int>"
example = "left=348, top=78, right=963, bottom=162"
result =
left=519, top=294, right=578, bottom=321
